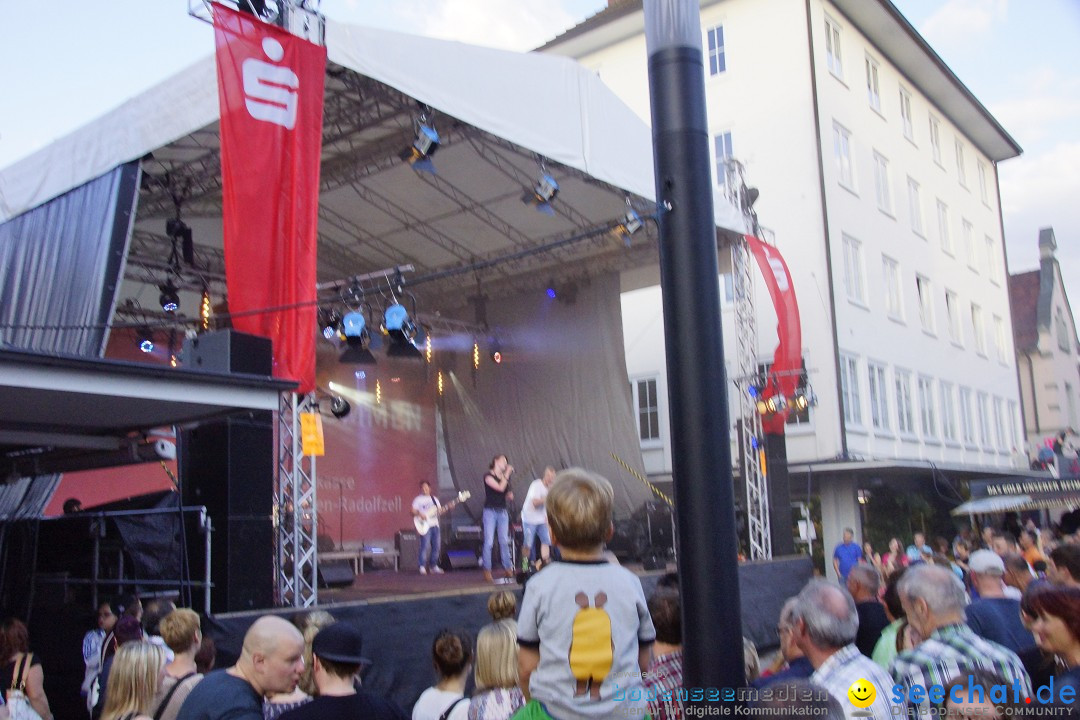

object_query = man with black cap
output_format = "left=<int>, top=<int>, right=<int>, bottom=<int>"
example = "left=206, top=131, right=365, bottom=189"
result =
left=278, top=622, right=407, bottom=720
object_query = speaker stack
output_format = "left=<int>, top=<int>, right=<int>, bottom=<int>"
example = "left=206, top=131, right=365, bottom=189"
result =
left=397, top=530, right=420, bottom=572
left=180, top=331, right=275, bottom=613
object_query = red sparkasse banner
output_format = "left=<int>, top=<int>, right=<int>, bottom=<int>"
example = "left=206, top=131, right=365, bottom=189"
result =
left=744, top=234, right=802, bottom=435
left=213, top=3, right=325, bottom=393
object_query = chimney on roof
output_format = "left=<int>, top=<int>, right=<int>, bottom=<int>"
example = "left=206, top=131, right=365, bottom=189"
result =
left=1039, top=227, right=1057, bottom=260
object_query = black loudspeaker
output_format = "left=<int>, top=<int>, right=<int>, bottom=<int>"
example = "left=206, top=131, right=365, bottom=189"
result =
left=181, top=412, right=274, bottom=612
left=181, top=329, right=273, bottom=376
left=396, top=530, right=420, bottom=572
left=444, top=549, right=480, bottom=569
left=318, top=561, right=355, bottom=588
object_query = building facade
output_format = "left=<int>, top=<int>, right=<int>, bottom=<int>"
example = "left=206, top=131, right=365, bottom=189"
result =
left=544, top=0, right=1026, bottom=568
left=1010, top=228, right=1080, bottom=458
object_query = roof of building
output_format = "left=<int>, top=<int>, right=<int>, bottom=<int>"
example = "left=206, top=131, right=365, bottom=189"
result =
left=540, top=0, right=1021, bottom=163
left=1009, top=270, right=1041, bottom=353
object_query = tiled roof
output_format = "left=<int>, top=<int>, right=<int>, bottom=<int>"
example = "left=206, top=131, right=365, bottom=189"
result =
left=1009, top=270, right=1041, bottom=352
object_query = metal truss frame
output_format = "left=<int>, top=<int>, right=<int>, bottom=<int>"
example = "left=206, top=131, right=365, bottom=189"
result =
left=277, top=392, right=319, bottom=607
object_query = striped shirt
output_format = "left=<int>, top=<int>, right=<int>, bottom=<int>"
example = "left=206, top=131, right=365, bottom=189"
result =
left=812, top=644, right=903, bottom=720
left=889, top=623, right=1031, bottom=715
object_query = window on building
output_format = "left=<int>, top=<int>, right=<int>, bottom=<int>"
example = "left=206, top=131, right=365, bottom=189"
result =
left=1057, top=308, right=1071, bottom=352
left=833, top=122, right=854, bottom=189
left=873, top=152, right=891, bottom=213
left=971, top=304, right=986, bottom=355
left=865, top=56, right=881, bottom=111
left=993, top=397, right=1006, bottom=450
left=946, top=290, right=962, bottom=345
left=1068, top=384, right=1078, bottom=431
left=721, top=272, right=735, bottom=303
left=714, top=131, right=733, bottom=189
left=937, top=200, right=952, bottom=254
left=907, top=177, right=923, bottom=236
left=978, top=160, right=989, bottom=204
left=994, top=315, right=1007, bottom=363
left=976, top=392, right=991, bottom=447
left=840, top=354, right=862, bottom=426
left=940, top=381, right=957, bottom=442
left=899, top=86, right=914, bottom=141
left=929, top=114, right=942, bottom=165
left=634, top=377, right=661, bottom=442
left=984, top=236, right=998, bottom=282
left=843, top=235, right=865, bottom=304
left=916, top=275, right=934, bottom=333
left=825, top=16, right=843, bottom=79
left=1007, top=400, right=1019, bottom=451
left=956, top=139, right=967, bottom=187
left=868, top=362, right=890, bottom=432
left=963, top=219, right=976, bottom=268
left=883, top=256, right=902, bottom=320
left=707, top=25, right=726, bottom=76
left=918, top=376, right=937, bottom=439
left=896, top=369, right=915, bottom=435
left=959, top=386, right=976, bottom=445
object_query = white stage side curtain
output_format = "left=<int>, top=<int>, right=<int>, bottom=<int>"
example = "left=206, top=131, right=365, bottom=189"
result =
left=440, top=273, right=653, bottom=520
left=0, top=162, right=140, bottom=518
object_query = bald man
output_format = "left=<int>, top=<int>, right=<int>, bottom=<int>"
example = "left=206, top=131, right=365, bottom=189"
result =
left=177, top=615, right=304, bottom=720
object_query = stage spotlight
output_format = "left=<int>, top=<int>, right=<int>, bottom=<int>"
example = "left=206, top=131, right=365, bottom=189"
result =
left=383, top=303, right=423, bottom=359
left=492, top=351, right=503, bottom=364
left=765, top=394, right=787, bottom=415
left=329, top=396, right=351, bottom=419
left=522, top=172, right=559, bottom=216
left=137, top=327, right=154, bottom=353
left=339, top=310, right=376, bottom=364
left=321, top=309, right=341, bottom=340
left=159, top=280, right=180, bottom=313
left=546, top=287, right=556, bottom=299
left=613, top=205, right=643, bottom=245
left=400, top=123, right=440, bottom=174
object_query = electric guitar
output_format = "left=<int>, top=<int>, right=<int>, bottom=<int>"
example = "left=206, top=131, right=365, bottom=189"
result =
left=414, top=491, right=470, bottom=536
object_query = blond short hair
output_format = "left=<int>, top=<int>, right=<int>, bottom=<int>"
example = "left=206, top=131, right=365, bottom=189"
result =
left=159, top=608, right=201, bottom=653
left=546, top=468, right=613, bottom=551
left=474, top=620, right=518, bottom=690
left=101, top=641, right=166, bottom=720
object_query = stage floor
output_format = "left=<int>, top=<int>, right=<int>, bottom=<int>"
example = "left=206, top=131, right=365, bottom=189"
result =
left=316, top=563, right=657, bottom=604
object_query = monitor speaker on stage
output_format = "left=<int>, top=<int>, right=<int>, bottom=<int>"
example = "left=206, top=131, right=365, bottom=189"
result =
left=443, top=549, right=480, bottom=570
left=318, top=560, right=355, bottom=588
left=396, top=530, right=420, bottom=572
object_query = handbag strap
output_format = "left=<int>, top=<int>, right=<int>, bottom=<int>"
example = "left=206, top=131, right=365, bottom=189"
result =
left=10, top=652, right=32, bottom=691
left=153, top=672, right=197, bottom=720
left=439, top=696, right=467, bottom=720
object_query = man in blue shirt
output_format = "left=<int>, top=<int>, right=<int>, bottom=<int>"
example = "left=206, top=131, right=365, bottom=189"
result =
left=832, top=528, right=862, bottom=581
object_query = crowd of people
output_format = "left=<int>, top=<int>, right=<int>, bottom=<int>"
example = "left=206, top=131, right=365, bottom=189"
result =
left=5, top=469, right=1080, bottom=719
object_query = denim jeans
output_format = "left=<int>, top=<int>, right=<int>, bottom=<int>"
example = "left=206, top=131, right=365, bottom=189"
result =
left=521, top=522, right=551, bottom=562
left=419, top=526, right=440, bottom=570
left=482, top=507, right=511, bottom=570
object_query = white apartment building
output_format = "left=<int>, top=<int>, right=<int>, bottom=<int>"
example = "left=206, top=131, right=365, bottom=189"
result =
left=543, top=0, right=1032, bottom=567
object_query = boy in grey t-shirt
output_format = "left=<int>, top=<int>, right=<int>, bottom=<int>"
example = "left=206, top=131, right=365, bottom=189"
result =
left=517, top=468, right=656, bottom=719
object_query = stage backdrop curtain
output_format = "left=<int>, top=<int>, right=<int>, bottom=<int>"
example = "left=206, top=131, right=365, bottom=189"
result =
left=0, top=162, right=140, bottom=518
left=440, top=273, right=652, bottom=520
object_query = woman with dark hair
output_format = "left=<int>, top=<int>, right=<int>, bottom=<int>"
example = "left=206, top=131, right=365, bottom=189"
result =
left=943, top=669, right=1017, bottom=718
left=0, top=617, right=52, bottom=719
left=412, top=629, right=472, bottom=720
left=481, top=455, right=514, bottom=584
left=1026, top=585, right=1080, bottom=709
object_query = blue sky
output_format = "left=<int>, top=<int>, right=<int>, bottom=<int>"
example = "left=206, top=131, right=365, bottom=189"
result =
left=1, top=0, right=1077, bottom=307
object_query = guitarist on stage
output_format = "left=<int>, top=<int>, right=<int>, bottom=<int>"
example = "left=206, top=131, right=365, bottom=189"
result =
left=412, top=481, right=444, bottom=575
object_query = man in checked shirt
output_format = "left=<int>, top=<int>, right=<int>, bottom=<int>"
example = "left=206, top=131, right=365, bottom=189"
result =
left=889, top=564, right=1031, bottom=716
left=643, top=573, right=683, bottom=719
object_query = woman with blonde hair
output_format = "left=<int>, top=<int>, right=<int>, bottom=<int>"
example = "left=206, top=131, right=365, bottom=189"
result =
left=100, top=641, right=166, bottom=720
left=468, top=620, right=523, bottom=720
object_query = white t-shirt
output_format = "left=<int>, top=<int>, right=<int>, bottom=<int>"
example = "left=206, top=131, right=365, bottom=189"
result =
left=412, top=687, right=469, bottom=720
left=413, top=494, right=439, bottom=519
left=520, top=479, right=548, bottom=526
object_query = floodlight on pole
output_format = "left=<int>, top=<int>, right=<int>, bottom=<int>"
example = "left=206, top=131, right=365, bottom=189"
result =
left=400, top=112, right=440, bottom=174
left=522, top=160, right=559, bottom=216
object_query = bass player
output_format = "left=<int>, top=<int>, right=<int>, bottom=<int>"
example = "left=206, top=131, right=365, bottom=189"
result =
left=412, top=481, right=444, bottom=575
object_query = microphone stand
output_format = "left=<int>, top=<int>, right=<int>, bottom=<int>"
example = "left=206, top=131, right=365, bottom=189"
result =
left=337, top=481, right=345, bottom=551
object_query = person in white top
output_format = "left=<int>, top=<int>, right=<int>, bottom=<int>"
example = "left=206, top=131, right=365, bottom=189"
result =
left=520, top=467, right=555, bottom=571
left=412, top=629, right=471, bottom=720
left=412, top=482, right=444, bottom=575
